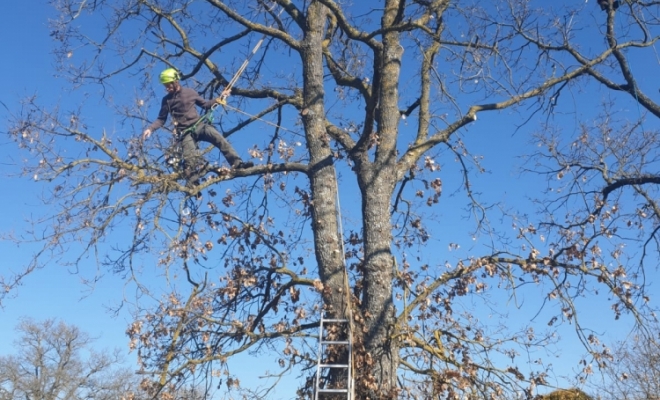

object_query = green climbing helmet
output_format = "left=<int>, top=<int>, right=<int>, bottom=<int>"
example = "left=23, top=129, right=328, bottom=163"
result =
left=159, top=68, right=180, bottom=84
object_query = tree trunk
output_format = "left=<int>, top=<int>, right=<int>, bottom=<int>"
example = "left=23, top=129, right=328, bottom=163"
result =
left=301, top=3, right=348, bottom=319
left=359, top=175, right=399, bottom=398
left=301, top=3, right=354, bottom=397
left=354, top=1, right=404, bottom=398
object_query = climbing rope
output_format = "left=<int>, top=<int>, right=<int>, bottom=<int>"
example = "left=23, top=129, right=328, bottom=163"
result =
left=222, top=103, right=302, bottom=137
left=222, top=36, right=266, bottom=99
left=181, top=4, right=286, bottom=137
left=219, top=2, right=284, bottom=101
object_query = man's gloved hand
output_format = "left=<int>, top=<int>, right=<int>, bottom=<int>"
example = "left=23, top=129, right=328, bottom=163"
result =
left=142, top=128, right=153, bottom=140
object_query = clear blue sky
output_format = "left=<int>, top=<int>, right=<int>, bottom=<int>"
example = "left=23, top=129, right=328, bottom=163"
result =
left=0, top=0, right=134, bottom=356
left=1, top=1, right=657, bottom=398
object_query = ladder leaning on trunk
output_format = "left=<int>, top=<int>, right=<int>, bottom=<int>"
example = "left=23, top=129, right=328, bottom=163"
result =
left=314, top=169, right=354, bottom=400
left=313, top=316, right=353, bottom=400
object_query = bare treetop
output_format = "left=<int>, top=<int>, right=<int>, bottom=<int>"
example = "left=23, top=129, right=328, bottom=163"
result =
left=4, top=1, right=660, bottom=398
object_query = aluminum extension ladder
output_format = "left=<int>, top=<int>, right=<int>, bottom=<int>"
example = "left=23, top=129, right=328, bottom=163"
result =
left=313, top=317, right=353, bottom=400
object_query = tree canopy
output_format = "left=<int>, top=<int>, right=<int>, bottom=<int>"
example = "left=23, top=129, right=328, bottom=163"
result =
left=4, top=0, right=660, bottom=399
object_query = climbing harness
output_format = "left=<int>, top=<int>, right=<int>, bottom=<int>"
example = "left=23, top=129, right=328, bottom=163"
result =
left=178, top=108, right=216, bottom=138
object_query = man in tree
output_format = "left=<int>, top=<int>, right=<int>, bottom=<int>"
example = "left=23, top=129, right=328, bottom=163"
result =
left=142, top=68, right=253, bottom=184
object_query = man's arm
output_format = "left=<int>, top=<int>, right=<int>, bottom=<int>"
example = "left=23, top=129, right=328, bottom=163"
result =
left=194, top=88, right=231, bottom=109
left=143, top=97, right=169, bottom=140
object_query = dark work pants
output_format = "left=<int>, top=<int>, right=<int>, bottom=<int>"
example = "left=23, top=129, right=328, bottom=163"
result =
left=178, top=123, right=242, bottom=169
left=177, top=123, right=243, bottom=187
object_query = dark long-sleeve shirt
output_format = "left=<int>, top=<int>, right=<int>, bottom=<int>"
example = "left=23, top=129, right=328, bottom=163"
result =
left=147, top=87, right=217, bottom=132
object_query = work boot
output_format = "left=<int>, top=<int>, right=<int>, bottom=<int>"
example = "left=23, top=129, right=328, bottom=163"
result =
left=184, top=178, right=203, bottom=201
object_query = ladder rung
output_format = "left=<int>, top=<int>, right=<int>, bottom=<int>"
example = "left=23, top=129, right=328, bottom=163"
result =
left=318, top=388, right=349, bottom=393
left=321, top=318, right=349, bottom=323
left=319, top=363, right=349, bottom=368
left=321, top=340, right=350, bottom=345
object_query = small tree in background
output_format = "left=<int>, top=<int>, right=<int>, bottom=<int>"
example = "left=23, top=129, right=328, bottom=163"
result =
left=0, top=319, right=135, bottom=400
left=0, top=319, right=212, bottom=400
left=590, top=328, right=660, bottom=400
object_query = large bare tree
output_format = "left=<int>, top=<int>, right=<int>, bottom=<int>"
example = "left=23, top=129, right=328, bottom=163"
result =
left=4, top=0, right=660, bottom=398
